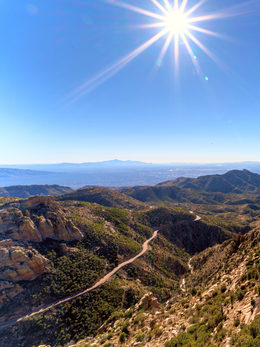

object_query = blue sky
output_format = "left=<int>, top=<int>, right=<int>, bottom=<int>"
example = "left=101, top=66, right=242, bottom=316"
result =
left=1, top=0, right=260, bottom=164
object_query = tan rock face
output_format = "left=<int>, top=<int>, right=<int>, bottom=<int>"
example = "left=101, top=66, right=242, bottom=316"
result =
left=0, top=196, right=84, bottom=284
left=134, top=292, right=159, bottom=312
left=0, top=245, right=49, bottom=282
left=0, top=196, right=83, bottom=243
left=0, top=281, right=23, bottom=305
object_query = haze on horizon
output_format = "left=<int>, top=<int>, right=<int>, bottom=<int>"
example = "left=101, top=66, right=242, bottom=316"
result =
left=1, top=0, right=260, bottom=165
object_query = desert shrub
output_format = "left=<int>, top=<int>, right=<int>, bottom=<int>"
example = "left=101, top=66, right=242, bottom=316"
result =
left=125, top=308, right=133, bottom=318
left=247, top=268, right=259, bottom=280
left=107, top=332, right=113, bottom=340
left=154, top=325, right=163, bottom=337
left=212, top=289, right=219, bottom=298
left=236, top=288, right=246, bottom=301
left=121, top=320, right=130, bottom=335
left=135, top=333, right=145, bottom=342
left=241, top=273, right=247, bottom=282
left=221, top=283, right=227, bottom=293
left=119, top=332, right=127, bottom=343
left=191, top=287, right=197, bottom=296
left=216, top=328, right=227, bottom=342
left=107, top=311, right=124, bottom=324
left=234, top=318, right=240, bottom=327
left=165, top=337, right=178, bottom=347
left=217, top=321, right=223, bottom=332
left=134, top=313, right=145, bottom=325
left=246, top=258, right=254, bottom=268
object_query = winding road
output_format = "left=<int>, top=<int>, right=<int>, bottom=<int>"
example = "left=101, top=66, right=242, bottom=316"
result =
left=0, top=214, right=201, bottom=329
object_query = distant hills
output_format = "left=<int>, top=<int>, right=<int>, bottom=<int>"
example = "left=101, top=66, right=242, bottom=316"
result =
left=0, top=185, right=73, bottom=198
left=157, top=169, right=260, bottom=193
left=118, top=169, right=260, bottom=206
left=56, top=187, right=147, bottom=210
left=2, top=169, right=260, bottom=207
left=1, top=160, right=260, bottom=188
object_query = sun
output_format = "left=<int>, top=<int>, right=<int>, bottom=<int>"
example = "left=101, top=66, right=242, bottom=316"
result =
left=68, top=0, right=248, bottom=102
left=164, top=10, right=188, bottom=34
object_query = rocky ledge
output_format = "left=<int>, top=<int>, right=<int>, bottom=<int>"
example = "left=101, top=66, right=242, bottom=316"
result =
left=0, top=195, right=83, bottom=242
left=0, top=196, right=84, bottom=302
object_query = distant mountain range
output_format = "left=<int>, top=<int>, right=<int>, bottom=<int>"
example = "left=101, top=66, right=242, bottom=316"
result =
left=2, top=169, right=260, bottom=209
left=1, top=161, right=260, bottom=188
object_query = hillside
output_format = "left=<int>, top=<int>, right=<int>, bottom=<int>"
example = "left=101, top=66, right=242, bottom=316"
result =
left=56, top=187, right=147, bottom=210
left=1, top=170, right=260, bottom=347
left=38, top=226, right=260, bottom=347
left=157, top=169, right=260, bottom=193
left=121, top=170, right=260, bottom=206
left=0, top=194, right=237, bottom=347
left=120, top=185, right=214, bottom=205
left=0, top=184, right=73, bottom=198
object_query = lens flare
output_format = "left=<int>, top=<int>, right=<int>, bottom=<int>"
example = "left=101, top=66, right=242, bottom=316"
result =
left=67, top=0, right=257, bottom=102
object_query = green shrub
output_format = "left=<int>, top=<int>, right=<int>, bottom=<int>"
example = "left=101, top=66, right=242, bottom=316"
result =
left=125, top=308, right=133, bottom=318
left=191, top=287, right=197, bottom=296
left=165, top=337, right=178, bottom=347
left=119, top=332, right=127, bottom=343
left=135, top=333, right=145, bottom=342
left=107, top=332, right=113, bottom=340
left=236, top=288, right=246, bottom=301
left=221, top=283, right=227, bottom=293
left=212, top=289, right=219, bottom=298
left=234, top=317, right=240, bottom=327
left=134, top=313, right=145, bottom=325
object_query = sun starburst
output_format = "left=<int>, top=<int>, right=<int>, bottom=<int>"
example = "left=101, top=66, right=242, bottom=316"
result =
left=67, top=0, right=256, bottom=103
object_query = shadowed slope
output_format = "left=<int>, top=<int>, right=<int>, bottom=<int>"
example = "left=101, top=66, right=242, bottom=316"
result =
left=56, top=187, right=147, bottom=210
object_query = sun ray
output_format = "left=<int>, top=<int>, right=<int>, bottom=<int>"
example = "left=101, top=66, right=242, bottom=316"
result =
left=67, top=28, right=169, bottom=102
left=157, top=31, right=174, bottom=64
left=187, top=24, right=227, bottom=38
left=180, top=32, right=204, bottom=78
left=174, top=0, right=179, bottom=12
left=133, top=23, right=167, bottom=29
left=112, top=1, right=166, bottom=21
left=174, top=32, right=179, bottom=76
left=188, top=7, right=259, bottom=24
left=150, top=0, right=169, bottom=16
left=184, top=0, right=208, bottom=17
left=179, top=0, right=189, bottom=14
left=162, top=0, right=173, bottom=13
left=184, top=30, right=227, bottom=69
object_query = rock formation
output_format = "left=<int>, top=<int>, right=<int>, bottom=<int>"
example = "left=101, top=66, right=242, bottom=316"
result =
left=0, top=196, right=84, bottom=289
left=0, top=243, right=49, bottom=281
left=0, top=196, right=83, bottom=242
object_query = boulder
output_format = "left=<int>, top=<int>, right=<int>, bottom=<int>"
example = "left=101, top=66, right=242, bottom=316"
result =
left=0, top=245, right=49, bottom=281
left=0, top=196, right=83, bottom=242
left=134, top=292, right=159, bottom=312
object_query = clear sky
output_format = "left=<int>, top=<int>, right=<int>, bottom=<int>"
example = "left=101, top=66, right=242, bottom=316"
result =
left=1, top=0, right=260, bottom=164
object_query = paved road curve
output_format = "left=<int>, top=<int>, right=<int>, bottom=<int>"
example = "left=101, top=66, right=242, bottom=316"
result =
left=0, top=214, right=201, bottom=329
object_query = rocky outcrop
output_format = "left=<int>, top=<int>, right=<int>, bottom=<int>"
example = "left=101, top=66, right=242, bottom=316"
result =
left=0, top=196, right=84, bottom=284
left=0, top=244, right=49, bottom=281
left=0, top=196, right=83, bottom=242
left=0, top=281, right=23, bottom=304
left=134, top=292, right=159, bottom=313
